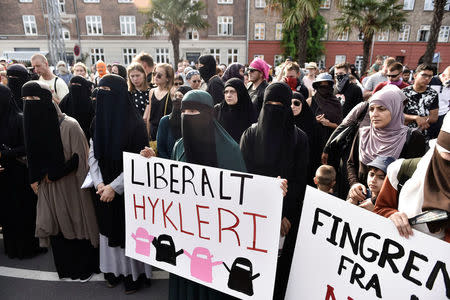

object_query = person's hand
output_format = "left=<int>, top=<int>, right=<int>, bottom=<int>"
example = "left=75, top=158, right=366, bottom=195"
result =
left=321, top=153, right=328, bottom=165
left=44, top=174, right=53, bottom=184
left=98, top=184, right=115, bottom=202
left=277, top=176, right=288, bottom=197
left=140, top=146, right=156, bottom=158
left=280, top=217, right=291, bottom=237
left=30, top=182, right=39, bottom=194
left=389, top=212, right=413, bottom=238
left=358, top=199, right=375, bottom=211
left=416, top=116, right=430, bottom=131
left=348, top=183, right=367, bottom=203
left=96, top=182, right=105, bottom=193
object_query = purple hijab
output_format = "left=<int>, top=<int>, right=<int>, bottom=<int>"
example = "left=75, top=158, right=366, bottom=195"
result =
left=359, top=85, right=408, bottom=165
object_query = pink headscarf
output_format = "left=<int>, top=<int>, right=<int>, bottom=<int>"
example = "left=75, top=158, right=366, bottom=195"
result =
left=249, top=58, right=270, bottom=81
left=359, top=85, right=409, bottom=165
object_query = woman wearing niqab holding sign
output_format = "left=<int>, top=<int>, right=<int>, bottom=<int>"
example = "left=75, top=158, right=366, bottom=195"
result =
left=88, top=74, right=152, bottom=294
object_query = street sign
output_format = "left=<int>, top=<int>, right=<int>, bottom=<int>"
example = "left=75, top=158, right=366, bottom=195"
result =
left=74, top=45, right=80, bottom=57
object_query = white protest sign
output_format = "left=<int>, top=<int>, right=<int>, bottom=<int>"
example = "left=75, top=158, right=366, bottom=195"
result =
left=123, top=153, right=283, bottom=299
left=286, top=186, right=450, bottom=300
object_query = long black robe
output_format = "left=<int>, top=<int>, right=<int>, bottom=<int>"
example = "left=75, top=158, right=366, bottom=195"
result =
left=0, top=84, right=40, bottom=259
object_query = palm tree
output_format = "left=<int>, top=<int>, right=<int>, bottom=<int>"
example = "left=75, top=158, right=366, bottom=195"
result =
left=267, top=0, right=320, bottom=66
left=141, top=0, right=208, bottom=65
left=334, top=0, right=407, bottom=73
left=422, top=0, right=450, bottom=65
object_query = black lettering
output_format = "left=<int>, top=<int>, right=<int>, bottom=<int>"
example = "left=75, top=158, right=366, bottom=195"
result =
left=153, top=162, right=168, bottom=189
left=230, top=173, right=253, bottom=205
left=360, top=232, right=381, bottom=263
left=170, top=164, right=180, bottom=194
left=339, top=222, right=362, bottom=256
left=426, top=261, right=450, bottom=298
left=378, top=238, right=405, bottom=273
left=131, top=159, right=144, bottom=186
left=326, top=215, right=342, bottom=246
left=337, top=255, right=354, bottom=275
left=147, top=161, right=151, bottom=187
left=350, top=263, right=365, bottom=289
left=365, top=274, right=382, bottom=298
left=219, top=171, right=231, bottom=200
left=182, top=165, right=197, bottom=195
left=410, top=295, right=419, bottom=300
left=312, top=208, right=332, bottom=235
left=201, top=168, right=214, bottom=198
left=402, top=250, right=428, bottom=286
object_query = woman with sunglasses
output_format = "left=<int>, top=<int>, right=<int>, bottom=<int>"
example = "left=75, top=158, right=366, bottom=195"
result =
left=143, top=63, right=174, bottom=141
left=185, top=70, right=202, bottom=90
left=127, top=62, right=149, bottom=117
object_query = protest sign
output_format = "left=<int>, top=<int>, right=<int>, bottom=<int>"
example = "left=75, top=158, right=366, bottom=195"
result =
left=286, top=186, right=450, bottom=300
left=123, top=153, right=283, bottom=299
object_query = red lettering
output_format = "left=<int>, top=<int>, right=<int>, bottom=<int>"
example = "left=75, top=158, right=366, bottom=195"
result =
left=133, top=194, right=145, bottom=220
left=179, top=203, right=194, bottom=236
left=147, top=197, right=159, bottom=224
left=325, top=284, right=354, bottom=300
left=243, top=212, right=268, bottom=253
left=162, top=199, right=178, bottom=230
left=196, top=205, right=210, bottom=240
left=218, top=208, right=240, bottom=246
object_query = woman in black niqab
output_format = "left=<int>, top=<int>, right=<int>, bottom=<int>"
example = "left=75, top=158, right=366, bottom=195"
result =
left=7, top=64, right=30, bottom=110
left=0, top=84, right=41, bottom=259
left=59, top=75, right=95, bottom=141
left=214, top=78, right=256, bottom=143
left=221, top=63, right=245, bottom=82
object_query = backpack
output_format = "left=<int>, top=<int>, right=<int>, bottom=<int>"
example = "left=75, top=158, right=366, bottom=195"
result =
left=396, top=157, right=421, bottom=196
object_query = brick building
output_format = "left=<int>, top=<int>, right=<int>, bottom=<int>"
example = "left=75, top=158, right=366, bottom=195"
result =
left=0, top=0, right=247, bottom=66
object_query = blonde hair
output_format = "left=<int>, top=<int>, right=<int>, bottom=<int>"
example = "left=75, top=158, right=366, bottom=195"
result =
left=73, top=62, right=87, bottom=74
left=127, top=62, right=148, bottom=92
left=154, top=63, right=174, bottom=90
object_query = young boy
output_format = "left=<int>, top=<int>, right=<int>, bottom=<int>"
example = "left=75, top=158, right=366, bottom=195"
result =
left=314, top=165, right=336, bottom=194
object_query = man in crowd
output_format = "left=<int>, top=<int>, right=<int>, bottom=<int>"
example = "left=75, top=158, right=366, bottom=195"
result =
left=403, top=64, right=439, bottom=141
left=370, top=55, right=383, bottom=73
left=247, top=57, right=269, bottom=115
left=334, top=62, right=363, bottom=118
left=402, top=68, right=412, bottom=85
left=280, top=62, right=309, bottom=100
left=372, top=62, right=409, bottom=93
left=30, top=53, right=68, bottom=104
left=302, top=62, right=318, bottom=92
left=363, top=56, right=396, bottom=98
left=428, top=65, right=450, bottom=139
left=134, top=52, right=155, bottom=86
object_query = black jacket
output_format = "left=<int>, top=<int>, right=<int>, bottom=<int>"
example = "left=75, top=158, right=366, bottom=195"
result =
left=248, top=80, right=268, bottom=115
left=207, top=75, right=225, bottom=105
left=338, top=81, right=363, bottom=118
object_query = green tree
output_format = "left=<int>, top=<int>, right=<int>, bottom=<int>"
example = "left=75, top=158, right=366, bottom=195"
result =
left=141, top=0, right=208, bottom=65
left=334, top=0, right=407, bottom=73
left=422, top=0, right=450, bottom=65
left=268, top=0, right=320, bottom=66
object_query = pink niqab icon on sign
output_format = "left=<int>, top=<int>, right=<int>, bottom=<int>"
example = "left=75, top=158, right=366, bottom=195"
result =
left=184, top=247, right=222, bottom=283
left=131, top=227, right=154, bottom=257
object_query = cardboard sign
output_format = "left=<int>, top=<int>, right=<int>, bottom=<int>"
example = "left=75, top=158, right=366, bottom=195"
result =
left=123, top=153, right=283, bottom=299
left=286, top=186, right=450, bottom=300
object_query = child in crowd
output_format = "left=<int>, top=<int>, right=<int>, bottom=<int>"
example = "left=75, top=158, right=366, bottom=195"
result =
left=347, top=156, right=395, bottom=211
left=314, top=165, right=336, bottom=194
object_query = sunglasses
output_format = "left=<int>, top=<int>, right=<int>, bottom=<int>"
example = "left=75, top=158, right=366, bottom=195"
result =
left=292, top=100, right=301, bottom=106
left=386, top=73, right=401, bottom=78
left=152, top=72, right=164, bottom=79
left=248, top=68, right=259, bottom=73
left=174, top=82, right=182, bottom=86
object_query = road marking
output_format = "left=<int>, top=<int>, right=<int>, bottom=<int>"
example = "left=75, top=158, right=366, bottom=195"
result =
left=0, top=266, right=169, bottom=281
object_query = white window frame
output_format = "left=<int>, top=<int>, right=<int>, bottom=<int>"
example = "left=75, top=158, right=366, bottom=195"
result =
left=254, top=23, right=265, bottom=40
left=424, top=0, right=433, bottom=11
left=187, top=29, right=199, bottom=40
left=321, top=24, right=328, bottom=41
left=118, top=0, right=133, bottom=2
left=254, top=54, right=264, bottom=60
left=377, top=30, right=389, bottom=41
left=84, top=0, right=100, bottom=3
left=123, top=48, right=137, bottom=65
left=417, top=24, right=430, bottom=42
left=210, top=49, right=221, bottom=64
left=255, top=0, right=266, bottom=8
left=90, top=48, right=104, bottom=65
left=22, top=15, right=37, bottom=36
left=62, top=28, right=70, bottom=40
left=403, top=0, right=414, bottom=10
left=19, top=0, right=33, bottom=2
left=218, top=16, right=233, bottom=36
left=274, top=54, right=283, bottom=66
left=438, top=26, right=450, bottom=42
left=155, top=48, right=170, bottom=64
left=86, top=16, right=103, bottom=35
left=355, top=55, right=363, bottom=74
left=58, top=0, right=66, bottom=14
left=335, top=55, right=346, bottom=65
left=275, top=23, right=283, bottom=40
left=120, top=15, right=136, bottom=36
left=398, top=24, right=410, bottom=41
left=320, top=0, right=331, bottom=9
left=227, top=48, right=238, bottom=65
left=218, top=0, right=233, bottom=4
left=318, top=55, right=326, bottom=70
left=336, top=30, right=348, bottom=41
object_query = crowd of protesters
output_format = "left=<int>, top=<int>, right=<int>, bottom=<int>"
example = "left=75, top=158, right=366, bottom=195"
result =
left=0, top=51, right=448, bottom=299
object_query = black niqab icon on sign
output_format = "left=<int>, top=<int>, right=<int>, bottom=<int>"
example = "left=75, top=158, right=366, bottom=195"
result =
left=223, top=257, right=260, bottom=296
left=152, top=234, right=183, bottom=266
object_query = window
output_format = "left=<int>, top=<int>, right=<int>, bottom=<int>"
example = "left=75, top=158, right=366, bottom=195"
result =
left=274, top=55, right=283, bottom=66
left=336, top=30, right=348, bottom=41
left=210, top=49, right=220, bottom=64
left=275, top=23, right=283, bottom=40
left=19, top=0, right=33, bottom=2
left=255, top=0, right=266, bottom=8
left=86, top=16, right=102, bottom=35
left=156, top=48, right=169, bottom=63
left=403, top=0, right=414, bottom=10
left=254, top=54, right=264, bottom=60
left=424, top=0, right=433, bottom=10
left=318, top=55, right=326, bottom=69
left=58, top=0, right=66, bottom=14
left=355, top=55, right=363, bottom=74
left=120, top=16, right=136, bottom=35
left=335, top=55, right=346, bottom=64
left=123, top=48, right=137, bottom=65
left=22, top=15, right=37, bottom=35
left=377, top=30, right=389, bottom=41
left=90, top=48, right=104, bottom=65
left=254, top=23, right=265, bottom=40
left=227, top=49, right=238, bottom=64
left=187, top=29, right=199, bottom=40
left=118, top=0, right=133, bottom=2
left=218, top=0, right=233, bottom=3
left=320, top=0, right=331, bottom=9
left=84, top=0, right=100, bottom=3
left=398, top=24, right=410, bottom=41
left=62, top=28, right=70, bottom=40
left=218, top=16, right=233, bottom=36
left=417, top=25, right=430, bottom=42
left=357, top=32, right=364, bottom=41
left=191, top=0, right=199, bottom=3
left=438, top=26, right=450, bottom=42
left=321, top=24, right=328, bottom=41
